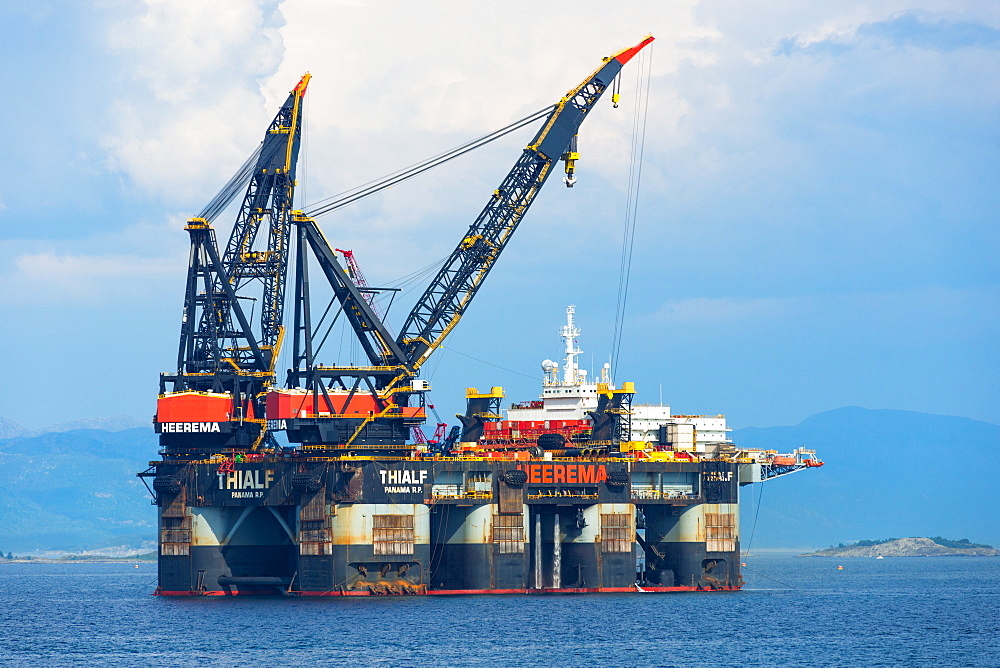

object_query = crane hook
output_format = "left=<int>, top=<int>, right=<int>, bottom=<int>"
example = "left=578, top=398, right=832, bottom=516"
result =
left=562, top=135, right=579, bottom=188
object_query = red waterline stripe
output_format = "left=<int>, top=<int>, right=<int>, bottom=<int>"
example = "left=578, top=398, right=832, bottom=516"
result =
left=156, top=585, right=740, bottom=597
left=155, top=590, right=280, bottom=596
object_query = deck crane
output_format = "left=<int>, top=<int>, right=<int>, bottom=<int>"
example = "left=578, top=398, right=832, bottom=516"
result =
left=428, top=404, right=448, bottom=443
left=335, top=248, right=385, bottom=319
left=410, top=403, right=449, bottom=446
left=153, top=38, right=652, bottom=459
left=155, top=75, right=310, bottom=456
left=270, top=36, right=654, bottom=454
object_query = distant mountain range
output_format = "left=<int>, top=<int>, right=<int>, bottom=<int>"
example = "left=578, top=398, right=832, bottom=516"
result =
left=0, top=407, right=996, bottom=553
left=0, top=415, right=148, bottom=439
left=733, top=407, right=1000, bottom=549
left=0, top=426, right=158, bottom=553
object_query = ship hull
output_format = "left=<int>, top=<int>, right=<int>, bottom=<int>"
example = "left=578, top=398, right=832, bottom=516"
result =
left=156, top=586, right=740, bottom=596
left=150, top=457, right=742, bottom=596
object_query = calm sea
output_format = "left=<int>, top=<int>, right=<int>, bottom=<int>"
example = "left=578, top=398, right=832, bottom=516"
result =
left=1, top=555, right=997, bottom=667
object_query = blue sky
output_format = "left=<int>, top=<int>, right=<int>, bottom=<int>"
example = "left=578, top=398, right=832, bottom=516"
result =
left=0, top=0, right=996, bottom=432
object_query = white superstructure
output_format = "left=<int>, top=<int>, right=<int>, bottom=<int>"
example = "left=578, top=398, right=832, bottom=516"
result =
left=506, top=306, right=732, bottom=452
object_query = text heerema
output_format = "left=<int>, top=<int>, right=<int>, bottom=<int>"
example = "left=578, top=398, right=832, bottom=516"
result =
left=160, top=422, right=221, bottom=433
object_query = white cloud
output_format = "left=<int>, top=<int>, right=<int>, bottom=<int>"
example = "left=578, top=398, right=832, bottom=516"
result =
left=650, top=294, right=793, bottom=326
left=0, top=251, right=179, bottom=304
left=92, top=0, right=711, bottom=222
left=24, top=0, right=996, bottom=304
left=101, top=89, right=273, bottom=202
left=100, top=0, right=288, bottom=205
left=0, top=0, right=995, bottom=430
left=646, top=286, right=999, bottom=342
left=105, top=0, right=285, bottom=103
left=90, top=0, right=999, bottom=259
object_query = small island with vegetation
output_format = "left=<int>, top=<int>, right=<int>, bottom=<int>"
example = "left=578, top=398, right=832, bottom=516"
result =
left=800, top=536, right=1000, bottom=557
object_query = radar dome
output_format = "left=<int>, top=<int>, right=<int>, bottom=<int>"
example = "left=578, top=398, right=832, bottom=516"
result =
left=541, top=359, right=558, bottom=372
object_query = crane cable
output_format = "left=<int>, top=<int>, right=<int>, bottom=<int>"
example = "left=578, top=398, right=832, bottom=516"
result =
left=739, top=482, right=800, bottom=590
left=196, top=142, right=270, bottom=223
left=611, top=45, right=653, bottom=375
left=200, top=101, right=550, bottom=370
left=745, top=479, right=764, bottom=559
left=302, top=105, right=556, bottom=218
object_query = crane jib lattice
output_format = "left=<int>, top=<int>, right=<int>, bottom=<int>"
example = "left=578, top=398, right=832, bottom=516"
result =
left=397, top=36, right=654, bottom=369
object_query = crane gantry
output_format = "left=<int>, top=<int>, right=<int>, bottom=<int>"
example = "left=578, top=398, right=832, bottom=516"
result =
left=154, top=37, right=654, bottom=458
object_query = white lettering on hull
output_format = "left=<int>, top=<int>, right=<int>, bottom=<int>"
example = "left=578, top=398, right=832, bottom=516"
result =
left=159, top=422, right=223, bottom=433
left=384, top=486, right=423, bottom=494
left=217, top=469, right=276, bottom=491
left=230, top=490, right=265, bottom=499
left=379, top=469, right=429, bottom=486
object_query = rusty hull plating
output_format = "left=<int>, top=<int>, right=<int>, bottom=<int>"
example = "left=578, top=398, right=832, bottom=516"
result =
left=149, top=455, right=745, bottom=596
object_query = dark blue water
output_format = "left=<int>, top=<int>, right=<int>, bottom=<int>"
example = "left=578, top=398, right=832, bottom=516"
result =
left=1, top=556, right=998, bottom=667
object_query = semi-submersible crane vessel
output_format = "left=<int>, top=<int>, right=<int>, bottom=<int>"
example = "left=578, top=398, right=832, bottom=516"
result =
left=141, top=36, right=822, bottom=595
